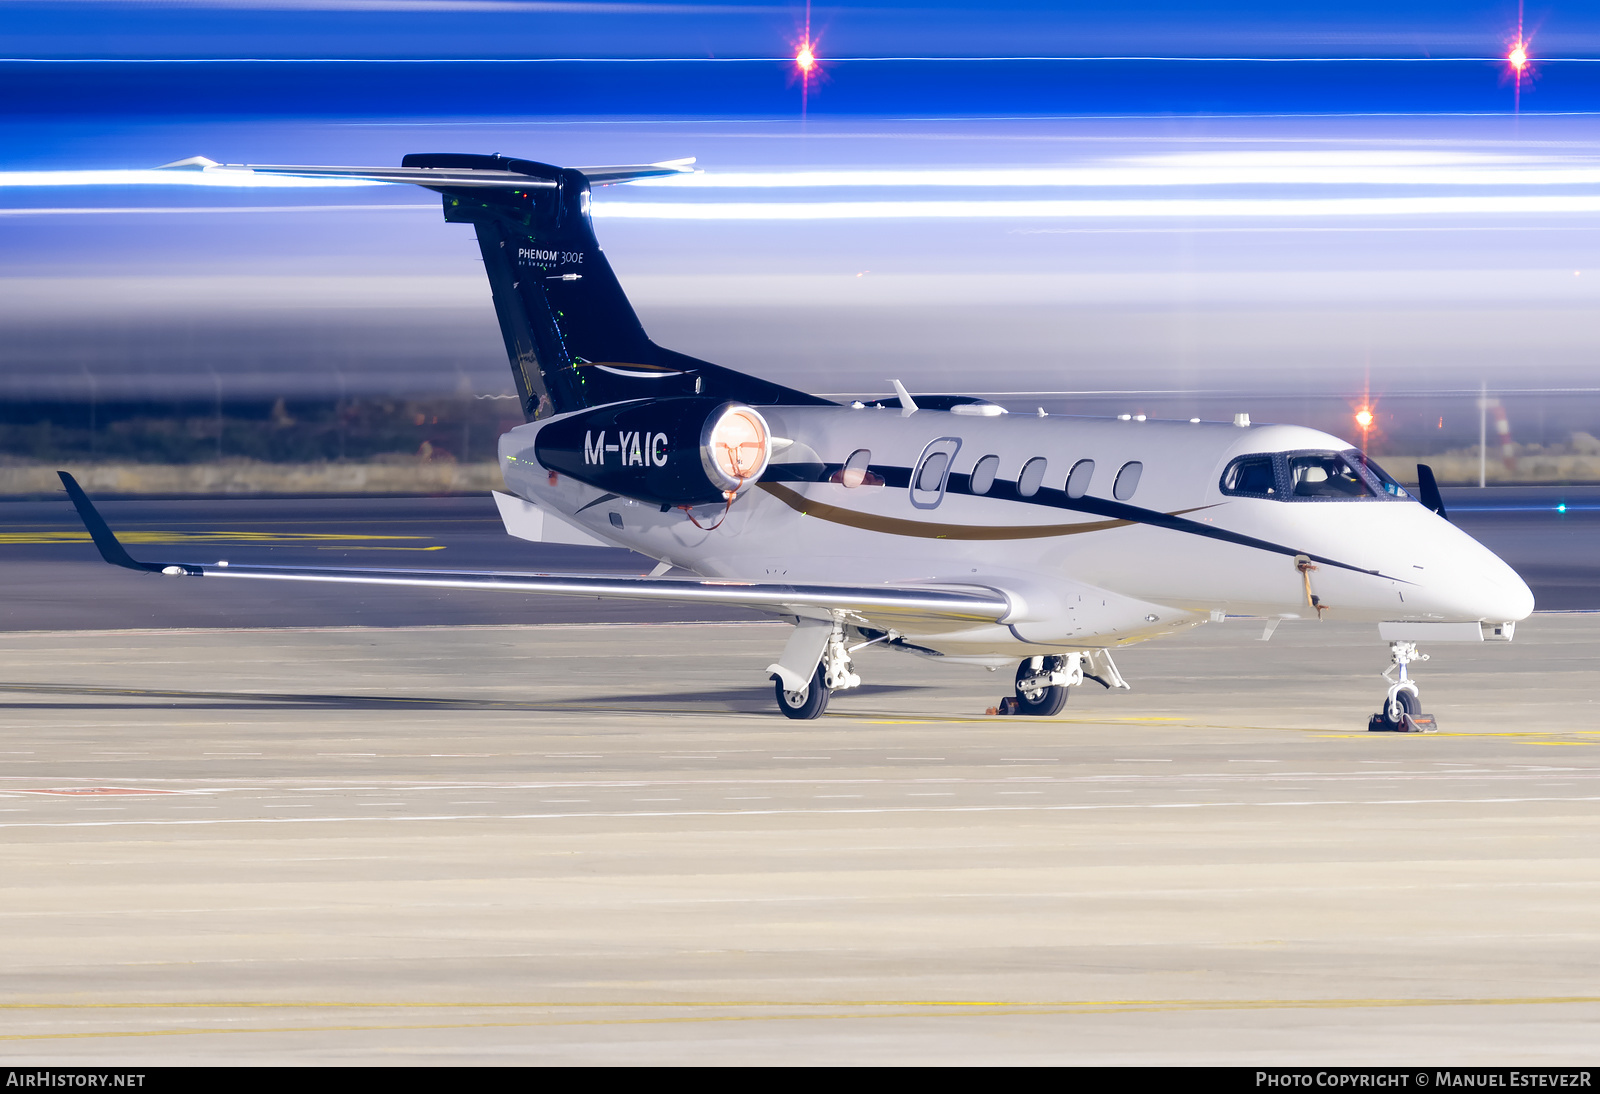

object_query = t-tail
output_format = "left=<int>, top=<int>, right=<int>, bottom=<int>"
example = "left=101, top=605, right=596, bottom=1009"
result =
left=158, top=153, right=833, bottom=420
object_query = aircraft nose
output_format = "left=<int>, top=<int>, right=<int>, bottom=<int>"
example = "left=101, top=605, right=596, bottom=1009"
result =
left=1471, top=557, right=1535, bottom=621
left=1432, top=535, right=1534, bottom=622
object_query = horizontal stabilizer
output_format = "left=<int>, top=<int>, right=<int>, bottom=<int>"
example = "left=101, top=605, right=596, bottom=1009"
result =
left=155, top=156, right=696, bottom=188
left=492, top=490, right=610, bottom=548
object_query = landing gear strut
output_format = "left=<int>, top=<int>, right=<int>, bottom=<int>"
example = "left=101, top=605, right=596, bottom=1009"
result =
left=770, top=619, right=863, bottom=720
left=1368, top=640, right=1437, bottom=732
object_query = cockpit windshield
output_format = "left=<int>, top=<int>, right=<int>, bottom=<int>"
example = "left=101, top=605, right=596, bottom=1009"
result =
left=1289, top=453, right=1372, bottom=498
left=1220, top=449, right=1413, bottom=503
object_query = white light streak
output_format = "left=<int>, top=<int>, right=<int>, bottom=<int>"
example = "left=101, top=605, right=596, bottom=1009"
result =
left=0, top=169, right=380, bottom=188
left=633, top=159, right=1600, bottom=189
left=597, top=196, right=1600, bottom=220
left=0, top=205, right=432, bottom=215
left=10, top=153, right=1600, bottom=222
left=11, top=153, right=1600, bottom=194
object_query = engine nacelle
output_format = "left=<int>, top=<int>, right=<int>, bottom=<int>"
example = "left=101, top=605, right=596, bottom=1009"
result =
left=533, top=397, right=772, bottom=507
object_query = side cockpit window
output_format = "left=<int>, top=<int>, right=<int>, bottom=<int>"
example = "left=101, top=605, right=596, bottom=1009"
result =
left=1350, top=451, right=1411, bottom=498
left=1221, top=455, right=1278, bottom=498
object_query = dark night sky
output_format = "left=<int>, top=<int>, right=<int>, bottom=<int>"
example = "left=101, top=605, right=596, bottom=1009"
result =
left=5, top=2, right=1600, bottom=456
left=2, top=2, right=1596, bottom=117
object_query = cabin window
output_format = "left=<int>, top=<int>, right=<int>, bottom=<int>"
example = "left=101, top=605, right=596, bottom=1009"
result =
left=1220, top=455, right=1278, bottom=498
left=1017, top=457, right=1048, bottom=497
left=968, top=454, right=999, bottom=495
left=831, top=448, right=883, bottom=488
left=1065, top=459, right=1095, bottom=499
left=1289, top=453, right=1372, bottom=498
left=910, top=437, right=962, bottom=509
left=1113, top=461, right=1143, bottom=501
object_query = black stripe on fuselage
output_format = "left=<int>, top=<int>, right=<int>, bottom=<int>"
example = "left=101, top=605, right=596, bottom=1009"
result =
left=762, top=461, right=1406, bottom=582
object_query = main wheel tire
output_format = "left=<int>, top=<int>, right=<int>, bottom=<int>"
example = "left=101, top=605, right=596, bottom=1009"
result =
left=1014, top=659, right=1069, bottom=717
left=774, top=664, right=831, bottom=720
left=1383, top=688, right=1420, bottom=727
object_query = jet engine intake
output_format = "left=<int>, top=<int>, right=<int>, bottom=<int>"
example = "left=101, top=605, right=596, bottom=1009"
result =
left=533, top=397, right=772, bottom=507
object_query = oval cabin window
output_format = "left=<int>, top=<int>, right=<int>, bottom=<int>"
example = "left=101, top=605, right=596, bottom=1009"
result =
left=1113, top=461, right=1143, bottom=501
left=968, top=454, right=999, bottom=495
left=1017, top=457, right=1048, bottom=497
left=1065, top=459, right=1094, bottom=499
left=835, top=448, right=874, bottom=488
left=917, top=451, right=951, bottom=492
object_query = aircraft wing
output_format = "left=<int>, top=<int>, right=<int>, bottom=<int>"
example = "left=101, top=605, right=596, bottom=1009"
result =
left=58, top=473, right=1008, bottom=627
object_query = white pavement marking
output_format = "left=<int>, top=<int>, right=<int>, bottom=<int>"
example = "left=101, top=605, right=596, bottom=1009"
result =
left=3, top=795, right=1600, bottom=830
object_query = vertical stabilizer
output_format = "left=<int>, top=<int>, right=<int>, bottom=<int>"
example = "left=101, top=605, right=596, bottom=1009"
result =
left=402, top=153, right=829, bottom=419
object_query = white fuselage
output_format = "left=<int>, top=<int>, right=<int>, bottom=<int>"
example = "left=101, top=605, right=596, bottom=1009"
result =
left=500, top=405, right=1533, bottom=661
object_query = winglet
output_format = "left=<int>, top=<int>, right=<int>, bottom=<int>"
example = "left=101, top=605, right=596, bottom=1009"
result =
left=155, top=156, right=221, bottom=171
left=57, top=471, right=170, bottom=573
left=890, top=379, right=919, bottom=415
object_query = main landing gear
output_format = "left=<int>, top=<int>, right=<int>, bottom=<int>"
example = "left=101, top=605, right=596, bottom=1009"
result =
left=770, top=620, right=864, bottom=721
left=990, top=651, right=1129, bottom=716
left=1368, top=640, right=1437, bottom=733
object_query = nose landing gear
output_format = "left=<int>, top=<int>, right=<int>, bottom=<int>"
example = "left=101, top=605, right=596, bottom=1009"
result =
left=1369, top=640, right=1437, bottom=732
left=1004, top=655, right=1075, bottom=716
left=990, top=651, right=1130, bottom=716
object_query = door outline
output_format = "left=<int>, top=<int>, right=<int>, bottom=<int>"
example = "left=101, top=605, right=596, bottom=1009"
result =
left=910, top=437, right=962, bottom=509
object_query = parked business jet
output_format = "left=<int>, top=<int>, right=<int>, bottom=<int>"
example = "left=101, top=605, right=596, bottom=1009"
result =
left=61, top=153, right=1533, bottom=728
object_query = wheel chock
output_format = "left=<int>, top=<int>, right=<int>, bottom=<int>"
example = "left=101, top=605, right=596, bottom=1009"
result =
left=1367, top=711, right=1438, bottom=733
left=987, top=697, right=1021, bottom=716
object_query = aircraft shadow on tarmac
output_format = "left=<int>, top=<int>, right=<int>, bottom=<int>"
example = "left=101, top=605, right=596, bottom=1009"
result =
left=0, top=680, right=925, bottom=713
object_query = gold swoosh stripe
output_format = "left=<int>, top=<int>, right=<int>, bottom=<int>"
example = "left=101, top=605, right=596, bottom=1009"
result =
left=758, top=482, right=1140, bottom=540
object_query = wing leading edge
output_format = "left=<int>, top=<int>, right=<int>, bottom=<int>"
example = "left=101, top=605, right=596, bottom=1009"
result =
left=57, top=473, right=1010, bottom=627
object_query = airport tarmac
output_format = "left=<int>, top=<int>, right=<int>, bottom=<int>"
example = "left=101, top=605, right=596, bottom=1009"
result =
left=1, top=615, right=1597, bottom=1064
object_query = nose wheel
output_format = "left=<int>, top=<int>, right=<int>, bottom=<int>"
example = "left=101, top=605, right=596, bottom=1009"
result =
left=990, top=656, right=1074, bottom=716
left=1369, top=641, right=1437, bottom=732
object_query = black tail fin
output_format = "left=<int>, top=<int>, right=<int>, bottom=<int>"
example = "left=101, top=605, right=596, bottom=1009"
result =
left=401, top=153, right=830, bottom=420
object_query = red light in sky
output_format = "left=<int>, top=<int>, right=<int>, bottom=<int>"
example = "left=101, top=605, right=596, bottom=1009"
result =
left=1355, top=408, right=1374, bottom=430
left=793, top=1, right=820, bottom=119
left=1507, top=3, right=1531, bottom=113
